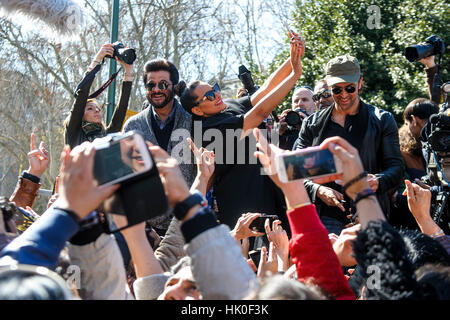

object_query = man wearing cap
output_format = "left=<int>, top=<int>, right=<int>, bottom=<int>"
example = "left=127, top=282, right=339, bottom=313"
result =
left=296, top=54, right=403, bottom=235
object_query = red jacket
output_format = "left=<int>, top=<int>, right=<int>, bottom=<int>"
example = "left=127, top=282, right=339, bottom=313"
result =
left=287, top=204, right=355, bottom=300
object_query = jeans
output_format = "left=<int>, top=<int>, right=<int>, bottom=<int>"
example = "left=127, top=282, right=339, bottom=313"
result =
left=320, top=215, right=346, bottom=235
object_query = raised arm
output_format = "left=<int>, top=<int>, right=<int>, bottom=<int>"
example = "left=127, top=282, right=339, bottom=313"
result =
left=106, top=56, right=134, bottom=133
left=0, top=142, right=119, bottom=269
left=242, top=36, right=305, bottom=136
left=250, top=31, right=301, bottom=106
left=253, top=128, right=354, bottom=299
left=65, top=44, right=115, bottom=145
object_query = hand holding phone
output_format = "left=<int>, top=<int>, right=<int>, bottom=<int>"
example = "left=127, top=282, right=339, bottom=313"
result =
left=248, top=214, right=279, bottom=233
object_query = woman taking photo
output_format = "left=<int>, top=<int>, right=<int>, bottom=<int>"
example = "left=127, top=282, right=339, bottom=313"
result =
left=64, top=43, right=134, bottom=148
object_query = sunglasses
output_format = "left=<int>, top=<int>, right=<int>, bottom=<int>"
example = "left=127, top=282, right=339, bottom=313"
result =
left=146, top=80, right=171, bottom=91
left=312, top=89, right=332, bottom=102
left=196, top=83, right=221, bottom=105
left=331, top=85, right=356, bottom=95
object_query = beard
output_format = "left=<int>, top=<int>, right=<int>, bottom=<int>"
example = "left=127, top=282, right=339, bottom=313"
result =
left=147, top=89, right=174, bottom=109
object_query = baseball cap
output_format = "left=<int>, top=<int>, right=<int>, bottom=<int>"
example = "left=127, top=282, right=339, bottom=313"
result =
left=325, top=55, right=361, bottom=86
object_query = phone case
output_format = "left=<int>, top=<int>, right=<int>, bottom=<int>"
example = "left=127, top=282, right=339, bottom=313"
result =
left=275, top=147, right=342, bottom=183
left=94, top=131, right=153, bottom=187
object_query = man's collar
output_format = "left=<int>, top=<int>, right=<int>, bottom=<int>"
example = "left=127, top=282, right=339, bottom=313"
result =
left=151, top=99, right=177, bottom=123
left=333, top=98, right=362, bottom=116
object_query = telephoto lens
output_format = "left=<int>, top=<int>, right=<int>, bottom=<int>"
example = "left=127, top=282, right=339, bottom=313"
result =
left=405, top=35, right=445, bottom=62
left=285, top=110, right=301, bottom=126
left=111, top=41, right=136, bottom=65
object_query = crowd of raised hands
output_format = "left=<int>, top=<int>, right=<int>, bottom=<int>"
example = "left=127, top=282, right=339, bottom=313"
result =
left=0, top=123, right=449, bottom=300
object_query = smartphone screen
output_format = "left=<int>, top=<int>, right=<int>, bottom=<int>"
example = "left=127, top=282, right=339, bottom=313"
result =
left=278, top=148, right=338, bottom=182
left=93, top=133, right=152, bottom=186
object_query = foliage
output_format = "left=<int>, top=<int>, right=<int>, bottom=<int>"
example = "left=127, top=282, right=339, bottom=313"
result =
left=256, top=0, right=449, bottom=120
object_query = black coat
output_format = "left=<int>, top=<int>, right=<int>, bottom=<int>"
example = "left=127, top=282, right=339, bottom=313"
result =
left=296, top=100, right=403, bottom=220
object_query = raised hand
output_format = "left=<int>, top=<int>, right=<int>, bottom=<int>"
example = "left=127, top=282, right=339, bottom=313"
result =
left=319, top=136, right=368, bottom=200
left=27, top=133, right=50, bottom=178
left=94, top=43, right=115, bottom=62
left=404, top=179, right=443, bottom=237
left=230, top=212, right=265, bottom=241
left=289, top=32, right=305, bottom=76
left=265, top=219, right=289, bottom=272
left=187, top=137, right=215, bottom=181
left=53, top=143, right=120, bottom=219
left=47, top=176, right=60, bottom=209
left=257, top=243, right=278, bottom=278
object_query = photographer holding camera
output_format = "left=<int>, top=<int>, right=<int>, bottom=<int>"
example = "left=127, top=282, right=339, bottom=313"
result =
left=64, top=43, right=135, bottom=149
left=277, top=87, right=312, bottom=150
left=403, top=35, right=450, bottom=234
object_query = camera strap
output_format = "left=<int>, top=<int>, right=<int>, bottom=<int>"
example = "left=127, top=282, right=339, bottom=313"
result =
left=88, top=66, right=123, bottom=99
left=73, top=60, right=123, bottom=99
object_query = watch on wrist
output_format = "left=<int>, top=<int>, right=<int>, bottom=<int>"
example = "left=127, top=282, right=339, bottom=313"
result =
left=173, top=190, right=207, bottom=220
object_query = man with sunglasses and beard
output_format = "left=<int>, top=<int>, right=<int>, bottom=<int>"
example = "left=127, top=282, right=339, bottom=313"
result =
left=312, top=79, right=334, bottom=111
left=296, top=54, right=403, bottom=235
left=123, top=59, right=195, bottom=236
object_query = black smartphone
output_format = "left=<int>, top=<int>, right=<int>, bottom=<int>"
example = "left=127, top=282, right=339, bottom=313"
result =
left=249, top=214, right=279, bottom=233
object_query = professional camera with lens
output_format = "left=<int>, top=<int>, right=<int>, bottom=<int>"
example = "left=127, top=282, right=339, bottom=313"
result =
left=285, top=108, right=307, bottom=127
left=108, top=41, right=136, bottom=65
left=422, top=83, right=450, bottom=234
left=238, top=65, right=260, bottom=96
left=405, top=35, right=446, bottom=63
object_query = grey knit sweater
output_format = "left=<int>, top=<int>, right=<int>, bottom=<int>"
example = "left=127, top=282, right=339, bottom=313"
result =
left=122, top=99, right=196, bottom=231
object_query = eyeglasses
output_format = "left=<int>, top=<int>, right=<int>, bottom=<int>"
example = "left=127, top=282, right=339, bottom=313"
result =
left=312, top=89, right=332, bottom=102
left=196, top=83, right=221, bottom=105
left=331, top=85, right=356, bottom=95
left=145, top=80, right=171, bottom=91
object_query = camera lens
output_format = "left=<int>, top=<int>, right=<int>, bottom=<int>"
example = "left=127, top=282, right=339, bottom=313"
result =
left=118, top=48, right=136, bottom=64
left=285, top=111, right=301, bottom=126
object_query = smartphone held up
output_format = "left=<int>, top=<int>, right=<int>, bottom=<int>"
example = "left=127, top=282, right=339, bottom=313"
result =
left=93, top=131, right=169, bottom=233
left=275, top=146, right=343, bottom=184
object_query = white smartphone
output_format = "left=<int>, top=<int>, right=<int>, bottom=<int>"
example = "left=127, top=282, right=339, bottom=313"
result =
left=275, top=146, right=342, bottom=183
left=93, top=131, right=153, bottom=186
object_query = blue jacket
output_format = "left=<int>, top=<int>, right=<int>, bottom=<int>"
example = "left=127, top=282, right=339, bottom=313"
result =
left=0, top=208, right=80, bottom=269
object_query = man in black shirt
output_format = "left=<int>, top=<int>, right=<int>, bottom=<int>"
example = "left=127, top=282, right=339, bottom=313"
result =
left=296, top=54, right=403, bottom=235
left=179, top=35, right=305, bottom=231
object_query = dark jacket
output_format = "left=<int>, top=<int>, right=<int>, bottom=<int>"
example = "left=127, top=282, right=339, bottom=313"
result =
left=296, top=100, right=403, bottom=219
left=64, top=69, right=132, bottom=149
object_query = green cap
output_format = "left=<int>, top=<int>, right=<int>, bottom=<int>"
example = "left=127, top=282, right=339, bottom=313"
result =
left=325, top=55, right=361, bottom=86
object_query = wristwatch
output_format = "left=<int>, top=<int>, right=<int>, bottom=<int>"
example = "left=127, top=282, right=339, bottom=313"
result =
left=173, top=190, right=207, bottom=220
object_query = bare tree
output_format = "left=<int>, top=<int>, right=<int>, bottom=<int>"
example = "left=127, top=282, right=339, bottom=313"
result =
left=0, top=0, right=295, bottom=213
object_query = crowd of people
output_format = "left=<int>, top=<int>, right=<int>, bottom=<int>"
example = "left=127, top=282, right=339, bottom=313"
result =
left=0, top=30, right=449, bottom=302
